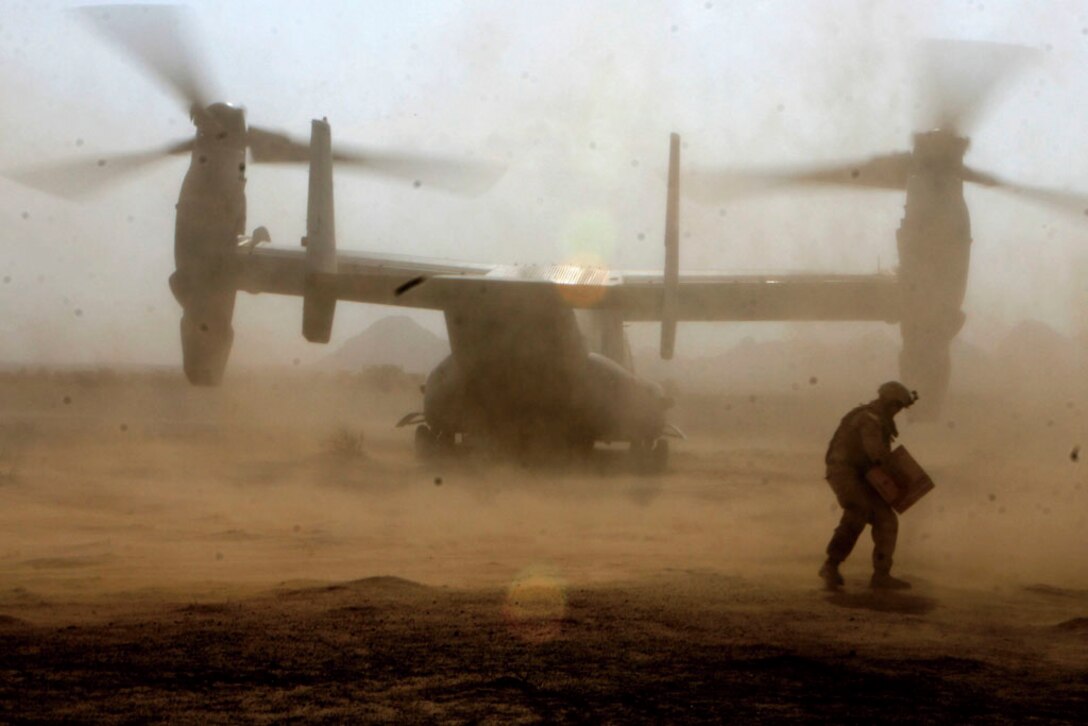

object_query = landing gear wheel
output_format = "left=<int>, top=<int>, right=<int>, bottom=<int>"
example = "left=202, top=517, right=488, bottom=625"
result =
left=631, top=438, right=669, bottom=474
left=415, top=424, right=437, bottom=460
left=416, top=425, right=456, bottom=460
left=650, top=438, right=669, bottom=472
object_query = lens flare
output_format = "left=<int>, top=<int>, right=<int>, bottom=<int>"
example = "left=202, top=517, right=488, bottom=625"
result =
left=501, top=567, right=567, bottom=643
left=559, top=208, right=617, bottom=264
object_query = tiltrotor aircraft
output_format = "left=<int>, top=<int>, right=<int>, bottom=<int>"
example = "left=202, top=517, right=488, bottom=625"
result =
left=13, top=5, right=904, bottom=469
left=182, top=124, right=899, bottom=468
left=28, top=110, right=899, bottom=469
left=16, top=10, right=1082, bottom=465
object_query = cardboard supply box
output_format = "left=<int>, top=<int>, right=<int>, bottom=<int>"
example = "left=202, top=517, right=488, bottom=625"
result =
left=866, top=446, right=935, bottom=514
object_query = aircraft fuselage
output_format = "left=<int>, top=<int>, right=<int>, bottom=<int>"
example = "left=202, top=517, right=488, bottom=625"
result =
left=420, top=306, right=671, bottom=453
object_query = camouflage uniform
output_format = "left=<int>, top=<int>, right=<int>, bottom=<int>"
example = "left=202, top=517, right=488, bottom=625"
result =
left=824, top=401, right=900, bottom=575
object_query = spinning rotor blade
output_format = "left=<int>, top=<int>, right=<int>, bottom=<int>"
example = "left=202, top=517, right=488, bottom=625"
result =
left=330, top=147, right=506, bottom=196
left=246, top=126, right=311, bottom=164
left=962, top=166, right=1088, bottom=217
left=917, top=39, right=1035, bottom=134
left=684, top=152, right=912, bottom=203
left=76, top=4, right=215, bottom=113
left=5, top=140, right=193, bottom=199
left=248, top=125, right=505, bottom=196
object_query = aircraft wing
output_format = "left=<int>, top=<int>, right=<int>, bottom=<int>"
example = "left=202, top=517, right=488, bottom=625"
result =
left=602, top=270, right=900, bottom=322
left=237, top=246, right=900, bottom=323
left=236, top=245, right=495, bottom=310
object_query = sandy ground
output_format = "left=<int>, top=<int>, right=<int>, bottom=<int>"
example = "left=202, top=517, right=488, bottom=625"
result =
left=0, top=369, right=1085, bottom=722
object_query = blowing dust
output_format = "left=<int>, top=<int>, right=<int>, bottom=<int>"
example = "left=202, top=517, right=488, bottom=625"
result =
left=0, top=327, right=1084, bottom=605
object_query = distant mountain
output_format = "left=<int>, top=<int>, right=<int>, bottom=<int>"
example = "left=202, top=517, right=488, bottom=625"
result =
left=635, top=330, right=902, bottom=394
left=322, top=316, right=449, bottom=374
left=635, top=319, right=1085, bottom=398
left=323, top=315, right=1083, bottom=396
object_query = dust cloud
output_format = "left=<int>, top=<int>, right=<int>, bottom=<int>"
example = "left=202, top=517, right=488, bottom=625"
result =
left=1, top=1, right=1087, bottom=719
left=2, top=1, right=1088, bottom=366
left=0, top=350, right=1085, bottom=718
left=0, top=332, right=1084, bottom=595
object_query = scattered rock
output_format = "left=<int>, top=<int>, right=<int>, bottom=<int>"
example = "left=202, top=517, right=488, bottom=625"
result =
left=1055, top=617, right=1088, bottom=630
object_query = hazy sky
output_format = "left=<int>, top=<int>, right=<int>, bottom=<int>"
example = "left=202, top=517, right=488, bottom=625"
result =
left=1, top=0, right=1087, bottom=368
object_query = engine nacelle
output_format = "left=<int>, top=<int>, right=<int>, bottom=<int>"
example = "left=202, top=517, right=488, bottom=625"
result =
left=172, top=271, right=236, bottom=386
left=895, top=148, right=971, bottom=419
left=172, top=103, right=247, bottom=386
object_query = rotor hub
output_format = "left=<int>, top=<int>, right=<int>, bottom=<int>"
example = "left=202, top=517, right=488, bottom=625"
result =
left=912, top=129, right=969, bottom=170
left=193, top=102, right=247, bottom=149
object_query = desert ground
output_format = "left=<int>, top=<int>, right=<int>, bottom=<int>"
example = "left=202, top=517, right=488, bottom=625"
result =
left=0, top=367, right=1085, bottom=722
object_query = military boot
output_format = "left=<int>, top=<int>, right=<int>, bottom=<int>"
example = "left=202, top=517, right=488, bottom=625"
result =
left=870, top=572, right=911, bottom=590
left=819, top=559, right=844, bottom=590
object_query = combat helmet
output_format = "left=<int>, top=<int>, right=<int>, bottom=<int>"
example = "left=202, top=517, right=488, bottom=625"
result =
left=878, top=381, right=918, bottom=408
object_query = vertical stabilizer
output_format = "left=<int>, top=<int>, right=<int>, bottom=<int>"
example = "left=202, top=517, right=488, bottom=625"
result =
left=302, top=118, right=338, bottom=343
left=660, top=132, right=681, bottom=359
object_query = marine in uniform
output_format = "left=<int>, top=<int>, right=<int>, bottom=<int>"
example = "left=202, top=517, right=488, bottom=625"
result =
left=820, top=381, right=918, bottom=590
